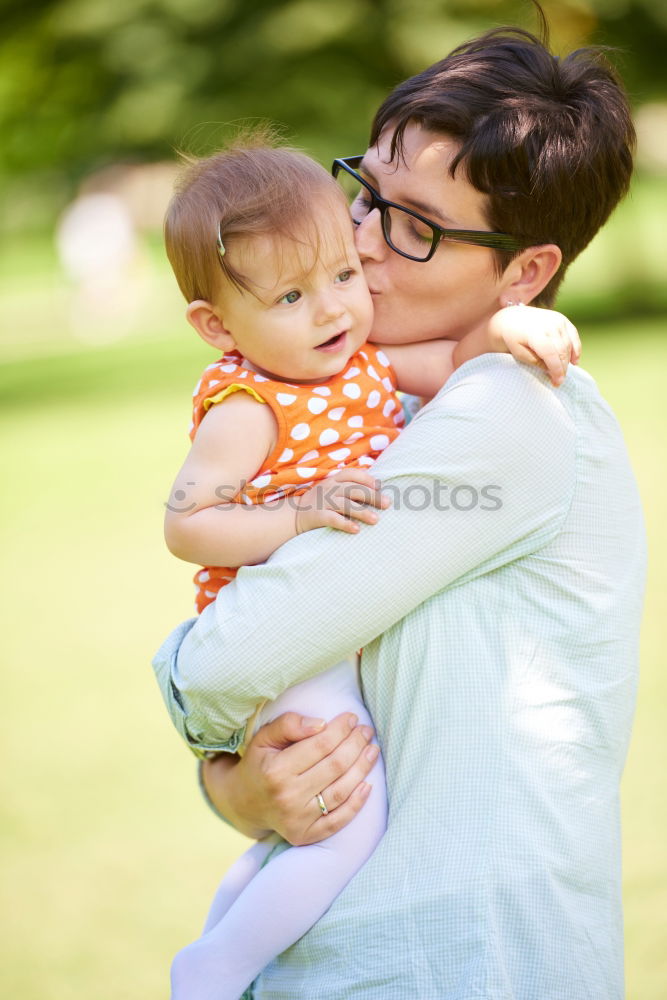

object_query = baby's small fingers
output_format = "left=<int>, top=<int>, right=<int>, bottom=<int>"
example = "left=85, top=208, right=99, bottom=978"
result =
left=328, top=512, right=361, bottom=533
left=334, top=483, right=387, bottom=510
left=510, top=344, right=543, bottom=368
left=566, top=321, right=582, bottom=363
left=342, top=503, right=380, bottom=525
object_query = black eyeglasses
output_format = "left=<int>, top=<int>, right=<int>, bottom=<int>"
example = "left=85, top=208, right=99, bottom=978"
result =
left=332, top=156, right=527, bottom=262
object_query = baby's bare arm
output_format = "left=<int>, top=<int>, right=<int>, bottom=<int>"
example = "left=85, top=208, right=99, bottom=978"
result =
left=164, top=393, right=297, bottom=568
left=164, top=393, right=388, bottom=568
left=380, top=305, right=581, bottom=399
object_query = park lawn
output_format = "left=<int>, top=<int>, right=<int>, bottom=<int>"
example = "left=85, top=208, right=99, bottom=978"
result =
left=1, top=316, right=665, bottom=999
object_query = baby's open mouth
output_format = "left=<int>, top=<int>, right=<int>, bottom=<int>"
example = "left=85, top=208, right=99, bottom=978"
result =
left=316, top=332, right=346, bottom=350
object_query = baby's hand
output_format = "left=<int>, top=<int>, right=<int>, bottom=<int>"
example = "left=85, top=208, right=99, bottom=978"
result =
left=490, top=304, right=581, bottom=387
left=295, top=469, right=390, bottom=535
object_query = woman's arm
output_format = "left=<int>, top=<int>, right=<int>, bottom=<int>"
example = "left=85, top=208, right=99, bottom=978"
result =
left=153, top=359, right=576, bottom=749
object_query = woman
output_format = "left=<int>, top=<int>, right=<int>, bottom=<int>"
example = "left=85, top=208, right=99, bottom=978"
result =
left=154, top=25, right=644, bottom=999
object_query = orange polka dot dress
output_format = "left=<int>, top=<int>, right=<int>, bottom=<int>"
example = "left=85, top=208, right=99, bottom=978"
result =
left=190, top=343, right=405, bottom=613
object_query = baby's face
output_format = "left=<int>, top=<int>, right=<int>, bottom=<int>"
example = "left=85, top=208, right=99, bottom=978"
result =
left=214, top=199, right=374, bottom=384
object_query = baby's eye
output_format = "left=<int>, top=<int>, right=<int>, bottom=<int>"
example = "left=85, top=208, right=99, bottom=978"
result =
left=279, top=290, right=301, bottom=305
left=335, top=269, right=353, bottom=284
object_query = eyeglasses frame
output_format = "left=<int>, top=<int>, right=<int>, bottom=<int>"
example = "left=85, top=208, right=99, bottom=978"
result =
left=332, top=155, right=527, bottom=262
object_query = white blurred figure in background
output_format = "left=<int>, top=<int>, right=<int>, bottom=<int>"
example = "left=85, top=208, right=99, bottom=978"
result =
left=55, top=163, right=177, bottom=343
left=56, top=190, right=142, bottom=342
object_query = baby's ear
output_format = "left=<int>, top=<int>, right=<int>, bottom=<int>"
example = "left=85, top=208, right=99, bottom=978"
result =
left=186, top=300, right=236, bottom=352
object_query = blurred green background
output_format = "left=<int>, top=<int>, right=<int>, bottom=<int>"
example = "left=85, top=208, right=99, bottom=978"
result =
left=1, top=1, right=665, bottom=997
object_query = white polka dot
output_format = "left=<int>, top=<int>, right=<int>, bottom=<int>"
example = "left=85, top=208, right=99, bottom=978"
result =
left=319, top=428, right=339, bottom=446
left=312, top=386, right=332, bottom=396
left=240, top=493, right=253, bottom=505
left=328, top=406, right=345, bottom=421
left=342, top=366, right=361, bottom=379
left=370, top=433, right=390, bottom=451
left=291, top=423, right=310, bottom=441
left=278, top=448, right=294, bottom=463
left=343, top=383, right=362, bottom=399
left=366, top=365, right=380, bottom=381
left=253, top=374, right=269, bottom=383
left=393, top=412, right=404, bottom=425
left=307, top=397, right=327, bottom=415
left=359, top=456, right=375, bottom=466
left=344, top=432, right=364, bottom=444
left=359, top=350, right=368, bottom=360
left=238, top=370, right=248, bottom=378
left=375, top=350, right=390, bottom=367
left=383, top=399, right=397, bottom=416
left=188, top=421, right=194, bottom=433
left=297, top=467, right=318, bottom=479
left=382, top=377, right=394, bottom=392
left=250, top=474, right=271, bottom=489
left=220, top=364, right=237, bottom=373
left=208, top=379, right=220, bottom=388
left=347, top=414, right=363, bottom=428
left=277, top=392, right=297, bottom=405
left=329, top=447, right=351, bottom=461
left=204, top=590, right=218, bottom=599
left=301, top=449, right=320, bottom=462
left=367, top=389, right=381, bottom=408
left=198, top=571, right=210, bottom=583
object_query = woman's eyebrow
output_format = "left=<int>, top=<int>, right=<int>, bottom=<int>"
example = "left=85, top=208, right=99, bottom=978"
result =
left=358, top=159, right=455, bottom=228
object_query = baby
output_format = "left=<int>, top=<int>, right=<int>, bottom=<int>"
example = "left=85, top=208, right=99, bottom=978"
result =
left=161, top=135, right=579, bottom=1000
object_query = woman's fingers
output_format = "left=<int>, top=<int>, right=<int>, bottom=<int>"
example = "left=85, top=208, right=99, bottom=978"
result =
left=300, top=723, right=376, bottom=796
left=297, top=780, right=374, bottom=845
left=315, top=741, right=380, bottom=815
left=251, top=710, right=326, bottom=751
left=277, top=712, right=371, bottom=774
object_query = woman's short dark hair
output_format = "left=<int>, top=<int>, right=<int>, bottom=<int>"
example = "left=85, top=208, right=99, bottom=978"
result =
left=370, top=27, right=635, bottom=305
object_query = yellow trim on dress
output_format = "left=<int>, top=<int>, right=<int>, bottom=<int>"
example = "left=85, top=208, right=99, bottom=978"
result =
left=203, top=383, right=268, bottom=410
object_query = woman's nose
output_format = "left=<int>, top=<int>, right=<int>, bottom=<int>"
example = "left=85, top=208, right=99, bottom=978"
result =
left=354, top=207, right=386, bottom=262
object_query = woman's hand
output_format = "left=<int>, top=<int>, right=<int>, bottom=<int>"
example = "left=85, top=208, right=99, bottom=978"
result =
left=201, top=711, right=380, bottom=845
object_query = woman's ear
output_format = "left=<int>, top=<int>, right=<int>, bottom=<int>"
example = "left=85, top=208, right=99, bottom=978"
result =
left=501, top=244, right=562, bottom=305
left=185, top=300, right=237, bottom=352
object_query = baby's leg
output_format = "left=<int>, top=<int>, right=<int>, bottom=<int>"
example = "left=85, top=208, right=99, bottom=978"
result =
left=201, top=834, right=281, bottom=934
left=170, top=660, right=387, bottom=1000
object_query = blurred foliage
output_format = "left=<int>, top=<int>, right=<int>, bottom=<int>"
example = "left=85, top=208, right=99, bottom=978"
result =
left=1, top=0, right=667, bottom=233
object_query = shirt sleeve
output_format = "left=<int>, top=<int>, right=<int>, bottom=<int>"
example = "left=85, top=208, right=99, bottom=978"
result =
left=152, top=357, right=577, bottom=753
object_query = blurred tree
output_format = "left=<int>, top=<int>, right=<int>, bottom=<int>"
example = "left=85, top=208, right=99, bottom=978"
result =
left=0, top=0, right=665, bottom=231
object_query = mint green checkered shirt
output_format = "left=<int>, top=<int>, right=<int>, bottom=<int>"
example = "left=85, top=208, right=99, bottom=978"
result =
left=154, top=355, right=646, bottom=999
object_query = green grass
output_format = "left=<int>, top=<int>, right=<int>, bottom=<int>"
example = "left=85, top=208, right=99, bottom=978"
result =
left=1, top=290, right=666, bottom=996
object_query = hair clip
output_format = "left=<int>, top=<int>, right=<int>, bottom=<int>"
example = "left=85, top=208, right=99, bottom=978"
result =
left=216, top=222, right=226, bottom=259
